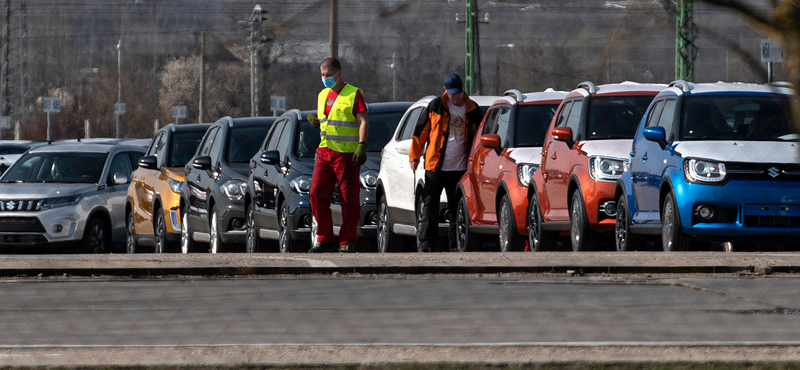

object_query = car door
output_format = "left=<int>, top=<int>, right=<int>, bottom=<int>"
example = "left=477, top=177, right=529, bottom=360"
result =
left=134, top=133, right=163, bottom=235
left=253, top=119, right=285, bottom=216
left=386, top=106, right=424, bottom=220
left=468, top=107, right=499, bottom=223
left=261, top=119, right=291, bottom=230
left=187, top=127, right=219, bottom=222
left=634, top=98, right=677, bottom=224
left=543, top=99, right=581, bottom=221
left=106, top=151, right=136, bottom=241
left=479, top=106, right=511, bottom=225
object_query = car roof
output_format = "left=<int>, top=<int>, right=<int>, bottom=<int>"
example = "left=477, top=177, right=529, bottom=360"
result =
left=568, top=81, right=667, bottom=98
left=216, top=116, right=278, bottom=128
left=410, top=94, right=501, bottom=108
left=492, top=89, right=568, bottom=106
left=280, top=109, right=316, bottom=123
left=166, top=123, right=212, bottom=133
left=660, top=80, right=796, bottom=97
left=28, top=142, right=145, bottom=154
left=366, top=101, right=414, bottom=113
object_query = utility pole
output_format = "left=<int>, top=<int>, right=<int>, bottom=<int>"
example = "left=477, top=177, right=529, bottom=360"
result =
left=17, top=0, right=26, bottom=129
left=675, top=0, right=697, bottom=81
left=391, top=52, right=396, bottom=101
left=1, top=0, right=10, bottom=119
left=199, top=31, right=205, bottom=123
left=242, top=5, right=266, bottom=117
left=116, top=39, right=122, bottom=138
left=329, top=0, right=338, bottom=58
left=461, top=0, right=487, bottom=95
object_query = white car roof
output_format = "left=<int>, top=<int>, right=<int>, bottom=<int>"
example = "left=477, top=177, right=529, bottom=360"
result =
left=571, top=81, right=667, bottom=97
left=493, top=89, right=568, bottom=105
left=665, top=81, right=795, bottom=96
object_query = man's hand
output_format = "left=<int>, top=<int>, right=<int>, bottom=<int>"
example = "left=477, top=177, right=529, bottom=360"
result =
left=307, top=113, right=320, bottom=128
left=353, top=143, right=367, bottom=167
left=410, top=161, right=418, bottom=172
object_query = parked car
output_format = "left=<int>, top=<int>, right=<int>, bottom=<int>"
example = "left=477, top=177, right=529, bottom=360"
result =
left=180, top=116, right=275, bottom=253
left=615, top=80, right=800, bottom=252
left=125, top=123, right=211, bottom=253
left=376, top=95, right=499, bottom=253
left=454, top=89, right=566, bottom=252
left=0, top=141, right=41, bottom=175
left=245, top=110, right=317, bottom=253
left=529, top=81, right=664, bottom=252
left=0, top=141, right=145, bottom=252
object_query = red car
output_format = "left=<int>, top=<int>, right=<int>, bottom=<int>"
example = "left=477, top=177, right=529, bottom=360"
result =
left=454, top=89, right=566, bottom=252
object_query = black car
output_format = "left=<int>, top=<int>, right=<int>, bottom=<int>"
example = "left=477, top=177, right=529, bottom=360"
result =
left=325, top=101, right=412, bottom=252
left=180, top=116, right=275, bottom=253
left=245, top=109, right=317, bottom=253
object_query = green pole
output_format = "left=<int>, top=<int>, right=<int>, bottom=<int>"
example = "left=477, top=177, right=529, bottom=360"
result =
left=465, top=0, right=475, bottom=95
left=675, top=0, right=695, bottom=81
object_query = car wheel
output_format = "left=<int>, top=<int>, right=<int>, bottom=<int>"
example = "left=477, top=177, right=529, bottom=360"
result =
left=84, top=217, right=110, bottom=254
left=246, top=202, right=266, bottom=253
left=615, top=195, right=645, bottom=252
left=181, top=211, right=196, bottom=253
left=279, top=201, right=295, bottom=253
left=154, top=208, right=172, bottom=253
left=210, top=207, right=228, bottom=253
left=528, top=192, right=558, bottom=252
left=662, top=192, right=692, bottom=252
left=569, top=192, right=600, bottom=252
left=498, top=195, right=524, bottom=252
left=455, top=195, right=482, bottom=252
left=415, top=196, right=425, bottom=252
left=126, top=210, right=137, bottom=254
left=378, top=195, right=402, bottom=253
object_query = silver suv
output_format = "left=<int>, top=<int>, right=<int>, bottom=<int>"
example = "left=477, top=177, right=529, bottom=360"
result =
left=0, top=142, right=145, bottom=253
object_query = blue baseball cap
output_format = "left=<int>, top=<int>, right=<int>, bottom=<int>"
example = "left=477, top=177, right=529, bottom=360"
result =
left=443, top=73, right=463, bottom=95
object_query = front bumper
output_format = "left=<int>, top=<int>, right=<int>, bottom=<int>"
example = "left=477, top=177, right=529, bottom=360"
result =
left=674, top=179, right=800, bottom=240
left=0, top=206, right=85, bottom=246
left=218, top=200, right=246, bottom=244
left=583, top=180, right=617, bottom=231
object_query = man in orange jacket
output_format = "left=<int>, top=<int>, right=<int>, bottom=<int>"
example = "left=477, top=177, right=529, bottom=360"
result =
left=409, top=74, right=484, bottom=252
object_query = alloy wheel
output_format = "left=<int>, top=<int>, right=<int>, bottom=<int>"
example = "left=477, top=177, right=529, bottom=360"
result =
left=126, top=212, right=136, bottom=254
left=246, top=206, right=256, bottom=253
left=378, top=201, right=389, bottom=253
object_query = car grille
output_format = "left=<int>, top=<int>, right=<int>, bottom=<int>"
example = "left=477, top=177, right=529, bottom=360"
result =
left=0, top=217, right=46, bottom=232
left=726, top=162, right=800, bottom=182
left=742, top=204, right=800, bottom=228
left=0, top=199, right=43, bottom=212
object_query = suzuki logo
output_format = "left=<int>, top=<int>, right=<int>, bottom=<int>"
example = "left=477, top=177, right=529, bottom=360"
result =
left=6, top=200, right=16, bottom=210
left=768, top=167, right=781, bottom=178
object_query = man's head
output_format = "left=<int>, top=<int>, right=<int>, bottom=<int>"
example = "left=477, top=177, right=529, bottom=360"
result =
left=443, top=73, right=465, bottom=106
left=320, top=57, right=342, bottom=88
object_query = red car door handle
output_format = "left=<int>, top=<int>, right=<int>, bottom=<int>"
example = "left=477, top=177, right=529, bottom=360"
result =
left=551, top=153, right=557, bottom=160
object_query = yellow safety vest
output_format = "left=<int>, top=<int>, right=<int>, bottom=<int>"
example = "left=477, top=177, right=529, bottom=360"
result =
left=317, top=83, right=362, bottom=153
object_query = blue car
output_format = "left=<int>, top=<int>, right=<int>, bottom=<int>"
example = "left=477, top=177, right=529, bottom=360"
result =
left=615, top=80, right=800, bottom=251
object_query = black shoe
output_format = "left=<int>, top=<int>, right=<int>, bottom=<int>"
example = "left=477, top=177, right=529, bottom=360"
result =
left=418, top=242, right=433, bottom=253
left=338, top=243, right=355, bottom=253
left=308, top=243, right=336, bottom=253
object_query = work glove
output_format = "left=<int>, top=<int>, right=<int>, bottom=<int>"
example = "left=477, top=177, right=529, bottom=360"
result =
left=353, top=143, right=367, bottom=167
left=307, top=113, right=320, bottom=128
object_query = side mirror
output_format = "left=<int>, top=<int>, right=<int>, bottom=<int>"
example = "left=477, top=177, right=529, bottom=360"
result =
left=552, top=127, right=573, bottom=142
left=643, top=127, right=666, bottom=142
left=481, top=134, right=501, bottom=148
left=192, top=156, right=212, bottom=170
left=395, top=140, right=411, bottom=155
left=112, top=172, right=129, bottom=185
left=138, top=155, right=157, bottom=170
left=260, top=150, right=280, bottom=165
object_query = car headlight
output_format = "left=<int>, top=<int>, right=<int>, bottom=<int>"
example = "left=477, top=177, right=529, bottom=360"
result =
left=684, top=159, right=726, bottom=183
left=169, top=179, right=183, bottom=193
left=290, top=175, right=312, bottom=194
left=220, top=180, right=246, bottom=200
left=359, top=170, right=378, bottom=188
left=516, top=163, right=539, bottom=187
left=589, top=156, right=628, bottom=181
left=41, top=194, right=82, bottom=210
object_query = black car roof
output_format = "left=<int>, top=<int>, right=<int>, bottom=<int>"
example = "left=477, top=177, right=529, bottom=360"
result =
left=167, top=123, right=212, bottom=133
left=217, top=116, right=278, bottom=128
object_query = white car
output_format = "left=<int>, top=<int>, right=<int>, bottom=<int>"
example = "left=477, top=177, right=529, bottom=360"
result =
left=375, top=95, right=499, bottom=253
left=0, top=141, right=41, bottom=175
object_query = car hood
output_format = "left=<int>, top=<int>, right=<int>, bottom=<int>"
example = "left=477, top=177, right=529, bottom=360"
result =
left=0, top=183, right=98, bottom=199
left=165, top=167, right=186, bottom=181
left=506, top=147, right=543, bottom=166
left=674, top=141, right=800, bottom=163
left=0, top=154, right=22, bottom=165
left=225, top=163, right=250, bottom=179
left=578, top=139, right=632, bottom=160
left=362, top=152, right=381, bottom=171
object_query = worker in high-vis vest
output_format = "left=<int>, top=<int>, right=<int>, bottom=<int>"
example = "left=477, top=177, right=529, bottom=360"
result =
left=307, top=57, right=369, bottom=253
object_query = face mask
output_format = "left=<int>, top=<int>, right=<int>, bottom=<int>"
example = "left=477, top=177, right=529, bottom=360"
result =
left=322, top=72, right=338, bottom=88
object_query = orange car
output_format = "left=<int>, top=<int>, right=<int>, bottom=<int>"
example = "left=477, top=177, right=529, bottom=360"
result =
left=454, top=89, right=566, bottom=252
left=529, top=82, right=664, bottom=251
left=125, top=123, right=210, bottom=253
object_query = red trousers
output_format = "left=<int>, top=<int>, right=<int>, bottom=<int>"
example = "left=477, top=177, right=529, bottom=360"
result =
left=310, top=147, right=361, bottom=245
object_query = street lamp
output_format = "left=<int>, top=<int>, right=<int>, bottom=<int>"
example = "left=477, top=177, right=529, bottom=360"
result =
left=495, top=43, right=514, bottom=95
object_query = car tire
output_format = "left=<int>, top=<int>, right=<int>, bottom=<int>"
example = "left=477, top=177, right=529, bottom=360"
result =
left=181, top=211, right=200, bottom=253
left=246, top=202, right=269, bottom=253
left=528, top=192, right=558, bottom=252
left=84, top=217, right=111, bottom=254
left=126, top=210, right=138, bottom=254
left=569, top=192, right=600, bottom=252
left=378, top=194, right=403, bottom=253
left=615, top=195, right=645, bottom=252
left=455, top=195, right=482, bottom=252
left=662, top=191, right=692, bottom=252
left=154, top=208, right=175, bottom=253
left=209, top=207, right=228, bottom=253
left=279, top=201, right=297, bottom=253
left=498, top=195, right=524, bottom=252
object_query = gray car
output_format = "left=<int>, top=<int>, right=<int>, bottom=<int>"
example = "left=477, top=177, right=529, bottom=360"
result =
left=0, top=142, right=145, bottom=253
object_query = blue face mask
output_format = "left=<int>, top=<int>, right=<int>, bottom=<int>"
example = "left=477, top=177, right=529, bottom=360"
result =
left=322, top=72, right=338, bottom=88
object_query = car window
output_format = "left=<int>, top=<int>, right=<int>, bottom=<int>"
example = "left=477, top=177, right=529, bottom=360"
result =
left=495, top=107, right=512, bottom=147
left=565, top=100, right=583, bottom=140
left=226, top=125, right=271, bottom=163
left=481, top=108, right=500, bottom=135
left=155, top=133, right=169, bottom=168
left=645, top=101, right=665, bottom=128
left=657, top=100, right=677, bottom=141
left=199, top=127, right=219, bottom=156
left=398, top=108, right=423, bottom=141
left=208, top=128, right=224, bottom=163
left=168, top=131, right=206, bottom=167
left=128, top=151, right=144, bottom=170
left=515, top=104, right=559, bottom=147
left=555, top=101, right=573, bottom=128
left=587, top=96, right=653, bottom=140
left=146, top=133, right=162, bottom=156
left=296, top=120, right=321, bottom=158
left=264, top=119, right=286, bottom=150
left=368, top=111, right=406, bottom=151
left=2, top=152, right=107, bottom=184
left=681, top=95, right=795, bottom=141
left=276, top=123, right=292, bottom=160
left=108, top=152, right=133, bottom=184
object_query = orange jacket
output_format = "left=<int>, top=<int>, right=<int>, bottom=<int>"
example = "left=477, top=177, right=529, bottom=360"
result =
left=409, top=92, right=484, bottom=172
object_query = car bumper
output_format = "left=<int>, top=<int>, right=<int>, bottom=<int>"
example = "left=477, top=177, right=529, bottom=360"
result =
left=288, top=204, right=312, bottom=240
left=583, top=180, right=617, bottom=230
left=0, top=207, right=85, bottom=246
left=218, top=202, right=246, bottom=244
left=675, top=180, right=800, bottom=239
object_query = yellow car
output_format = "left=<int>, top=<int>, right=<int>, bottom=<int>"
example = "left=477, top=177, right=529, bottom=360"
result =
left=125, top=123, right=210, bottom=253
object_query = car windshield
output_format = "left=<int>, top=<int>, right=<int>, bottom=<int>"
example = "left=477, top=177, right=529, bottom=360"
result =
left=681, top=95, right=796, bottom=141
left=587, top=96, right=653, bottom=140
left=226, top=126, right=271, bottom=163
left=296, top=120, right=321, bottom=158
left=367, top=111, right=406, bottom=151
left=168, top=131, right=206, bottom=167
left=1, top=152, right=107, bottom=183
left=514, top=104, right=558, bottom=147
